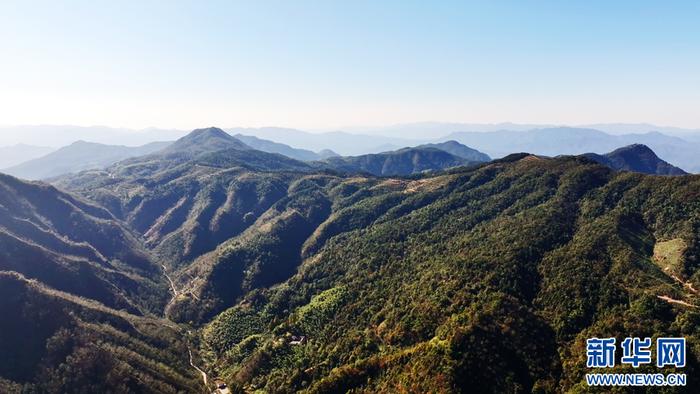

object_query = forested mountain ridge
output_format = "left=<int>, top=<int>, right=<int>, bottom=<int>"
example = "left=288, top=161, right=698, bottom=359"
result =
left=318, top=146, right=480, bottom=176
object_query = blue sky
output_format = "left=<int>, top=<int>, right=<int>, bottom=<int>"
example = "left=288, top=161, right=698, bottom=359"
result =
left=0, top=0, right=699, bottom=129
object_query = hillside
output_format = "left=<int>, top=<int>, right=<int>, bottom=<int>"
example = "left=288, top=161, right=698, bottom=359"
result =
left=582, top=144, right=687, bottom=175
left=319, top=147, right=472, bottom=176
left=2, top=140, right=171, bottom=180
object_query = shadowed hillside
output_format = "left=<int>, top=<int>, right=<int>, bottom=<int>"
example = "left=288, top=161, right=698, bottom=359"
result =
left=0, top=272, right=201, bottom=393
left=0, top=173, right=165, bottom=314
left=0, top=174, right=202, bottom=392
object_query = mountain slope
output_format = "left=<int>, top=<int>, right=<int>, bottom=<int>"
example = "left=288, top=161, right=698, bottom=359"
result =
left=582, top=144, right=687, bottom=175
left=320, top=147, right=472, bottom=176
left=2, top=140, right=171, bottom=180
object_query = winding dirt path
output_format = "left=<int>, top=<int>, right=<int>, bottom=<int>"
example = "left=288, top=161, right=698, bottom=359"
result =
left=160, top=265, right=210, bottom=390
left=189, top=348, right=209, bottom=387
left=657, top=295, right=697, bottom=308
left=162, top=264, right=179, bottom=297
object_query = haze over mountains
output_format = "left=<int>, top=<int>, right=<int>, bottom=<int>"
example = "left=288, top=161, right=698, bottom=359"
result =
left=3, top=141, right=171, bottom=180
left=2, top=126, right=699, bottom=392
left=0, top=144, right=55, bottom=168
left=441, top=127, right=700, bottom=172
left=4, top=123, right=700, bottom=181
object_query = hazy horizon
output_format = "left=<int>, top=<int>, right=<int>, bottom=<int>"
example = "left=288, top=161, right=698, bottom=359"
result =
left=3, top=121, right=700, bottom=149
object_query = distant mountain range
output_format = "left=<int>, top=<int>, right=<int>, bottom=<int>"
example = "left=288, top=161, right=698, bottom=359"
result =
left=227, top=127, right=416, bottom=156
left=342, top=121, right=700, bottom=139
left=0, top=144, right=54, bottom=168
left=443, top=127, right=700, bottom=173
left=1, top=130, right=489, bottom=180
left=0, top=125, right=186, bottom=147
left=3, top=127, right=696, bottom=182
left=233, top=134, right=337, bottom=161
left=2, top=140, right=171, bottom=180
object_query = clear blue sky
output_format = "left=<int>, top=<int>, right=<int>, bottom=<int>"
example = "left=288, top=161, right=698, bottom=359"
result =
left=1, top=0, right=699, bottom=129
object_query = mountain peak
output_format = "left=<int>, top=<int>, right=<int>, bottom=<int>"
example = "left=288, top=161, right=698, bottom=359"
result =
left=583, top=144, right=687, bottom=175
left=162, top=127, right=249, bottom=155
left=609, top=143, right=652, bottom=154
left=188, top=127, right=231, bottom=139
left=417, top=140, right=491, bottom=162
